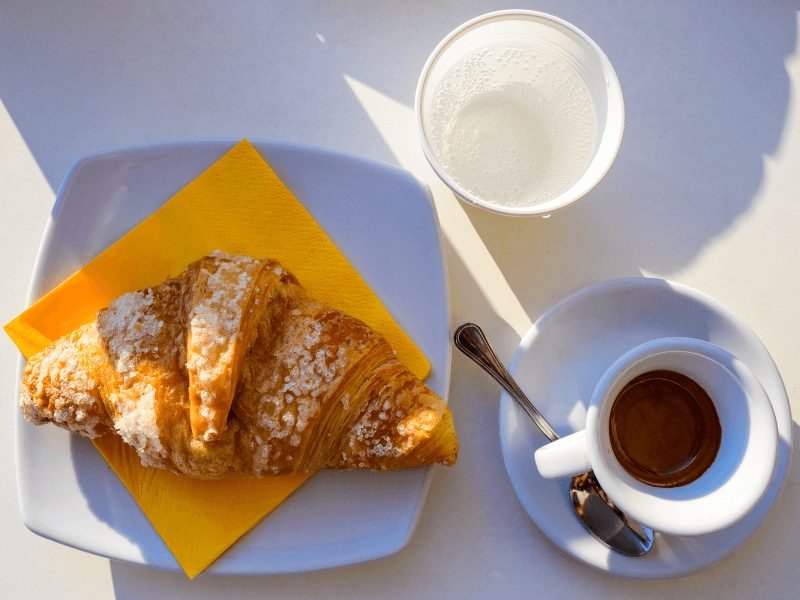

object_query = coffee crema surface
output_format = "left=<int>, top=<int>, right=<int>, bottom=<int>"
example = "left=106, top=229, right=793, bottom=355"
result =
left=609, top=370, right=721, bottom=488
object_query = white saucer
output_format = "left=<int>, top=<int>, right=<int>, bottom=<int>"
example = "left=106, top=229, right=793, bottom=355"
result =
left=498, top=278, right=792, bottom=579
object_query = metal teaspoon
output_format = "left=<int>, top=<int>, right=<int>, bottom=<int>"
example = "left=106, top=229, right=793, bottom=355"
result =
left=454, top=323, right=654, bottom=557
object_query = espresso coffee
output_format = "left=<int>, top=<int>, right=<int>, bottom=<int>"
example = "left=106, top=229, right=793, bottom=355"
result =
left=609, top=370, right=721, bottom=488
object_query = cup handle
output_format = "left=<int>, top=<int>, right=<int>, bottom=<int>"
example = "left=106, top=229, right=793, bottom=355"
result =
left=534, top=430, right=591, bottom=479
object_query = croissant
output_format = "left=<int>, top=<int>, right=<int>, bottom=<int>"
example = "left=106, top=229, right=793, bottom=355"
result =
left=19, top=251, right=458, bottom=478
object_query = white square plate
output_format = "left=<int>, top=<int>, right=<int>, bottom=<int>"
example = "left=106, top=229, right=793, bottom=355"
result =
left=15, top=139, right=451, bottom=574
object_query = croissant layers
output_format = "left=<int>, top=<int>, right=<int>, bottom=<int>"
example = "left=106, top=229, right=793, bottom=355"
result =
left=19, top=252, right=458, bottom=478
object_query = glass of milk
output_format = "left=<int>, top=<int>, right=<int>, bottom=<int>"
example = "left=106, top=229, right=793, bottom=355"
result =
left=416, top=10, right=624, bottom=216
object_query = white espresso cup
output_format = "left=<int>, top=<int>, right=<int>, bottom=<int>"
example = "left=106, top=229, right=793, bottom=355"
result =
left=534, top=337, right=778, bottom=537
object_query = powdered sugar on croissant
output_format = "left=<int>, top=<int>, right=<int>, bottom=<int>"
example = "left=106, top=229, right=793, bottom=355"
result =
left=19, top=252, right=458, bottom=478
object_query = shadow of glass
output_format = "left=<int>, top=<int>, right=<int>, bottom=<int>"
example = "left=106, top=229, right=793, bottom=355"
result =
left=456, top=1, right=798, bottom=318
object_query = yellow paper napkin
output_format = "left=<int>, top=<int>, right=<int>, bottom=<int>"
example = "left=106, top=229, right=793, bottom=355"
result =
left=5, top=139, right=430, bottom=578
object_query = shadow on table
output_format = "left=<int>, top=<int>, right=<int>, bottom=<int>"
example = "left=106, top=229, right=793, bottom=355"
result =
left=458, top=1, right=799, bottom=316
left=2, top=1, right=796, bottom=312
left=3, top=0, right=798, bottom=598
left=104, top=421, right=800, bottom=599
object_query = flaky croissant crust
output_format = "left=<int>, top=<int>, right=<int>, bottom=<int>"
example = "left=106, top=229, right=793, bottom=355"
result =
left=20, top=252, right=457, bottom=478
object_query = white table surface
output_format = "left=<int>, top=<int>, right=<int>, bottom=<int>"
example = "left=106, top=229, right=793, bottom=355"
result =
left=1, top=1, right=798, bottom=598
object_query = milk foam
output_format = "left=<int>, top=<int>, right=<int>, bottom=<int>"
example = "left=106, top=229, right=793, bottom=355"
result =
left=428, top=44, right=598, bottom=208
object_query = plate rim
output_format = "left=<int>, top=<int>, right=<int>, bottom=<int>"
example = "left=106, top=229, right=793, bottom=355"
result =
left=14, top=138, right=452, bottom=574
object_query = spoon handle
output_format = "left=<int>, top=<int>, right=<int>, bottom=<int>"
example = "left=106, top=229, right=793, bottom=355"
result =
left=454, top=323, right=559, bottom=442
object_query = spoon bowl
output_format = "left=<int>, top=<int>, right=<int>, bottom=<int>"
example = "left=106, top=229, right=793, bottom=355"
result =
left=454, top=323, right=654, bottom=557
